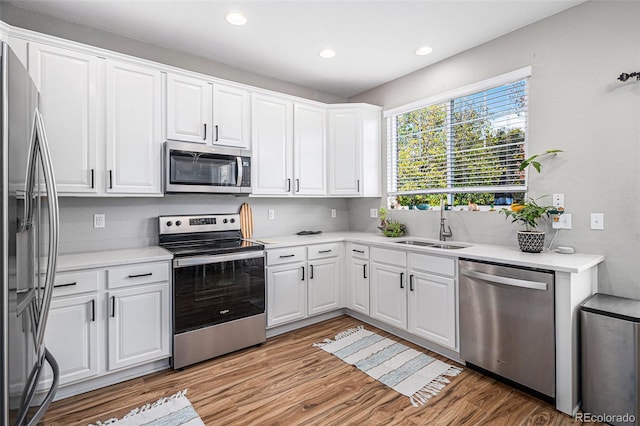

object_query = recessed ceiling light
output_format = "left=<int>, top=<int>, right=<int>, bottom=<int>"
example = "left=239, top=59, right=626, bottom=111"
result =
left=319, top=48, right=336, bottom=59
left=225, top=12, right=247, bottom=26
left=415, top=46, right=433, bottom=56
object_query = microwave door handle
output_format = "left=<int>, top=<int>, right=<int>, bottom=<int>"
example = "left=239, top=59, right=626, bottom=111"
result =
left=236, top=157, right=243, bottom=187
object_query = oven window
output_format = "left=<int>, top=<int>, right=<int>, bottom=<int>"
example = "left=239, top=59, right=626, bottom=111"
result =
left=174, top=257, right=265, bottom=334
left=170, top=151, right=238, bottom=186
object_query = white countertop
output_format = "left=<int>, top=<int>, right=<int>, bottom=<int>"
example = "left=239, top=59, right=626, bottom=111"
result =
left=57, top=246, right=173, bottom=272
left=255, top=232, right=604, bottom=274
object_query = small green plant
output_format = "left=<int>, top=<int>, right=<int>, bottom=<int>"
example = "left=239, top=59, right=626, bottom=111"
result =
left=378, top=208, right=407, bottom=237
left=500, top=197, right=554, bottom=231
left=519, top=149, right=563, bottom=173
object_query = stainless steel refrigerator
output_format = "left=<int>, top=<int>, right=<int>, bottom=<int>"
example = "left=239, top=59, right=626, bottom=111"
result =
left=1, top=42, right=60, bottom=425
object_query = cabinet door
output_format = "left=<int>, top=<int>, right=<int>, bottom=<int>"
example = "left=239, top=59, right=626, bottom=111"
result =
left=348, top=258, right=370, bottom=315
left=212, top=83, right=250, bottom=148
left=267, top=263, right=306, bottom=326
left=251, top=94, right=293, bottom=195
left=294, top=103, right=326, bottom=195
left=28, top=42, right=98, bottom=194
left=41, top=294, right=99, bottom=388
left=105, top=60, right=162, bottom=194
left=328, top=109, right=362, bottom=196
left=408, top=270, right=456, bottom=349
left=308, top=258, right=341, bottom=315
left=370, top=262, right=407, bottom=329
left=108, top=283, right=170, bottom=371
left=166, top=73, right=212, bottom=143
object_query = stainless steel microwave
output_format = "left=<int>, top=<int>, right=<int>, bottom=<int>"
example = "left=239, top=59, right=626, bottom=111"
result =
left=164, top=141, right=251, bottom=194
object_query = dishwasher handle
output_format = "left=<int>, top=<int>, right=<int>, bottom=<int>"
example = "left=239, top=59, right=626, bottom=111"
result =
left=460, top=268, right=548, bottom=291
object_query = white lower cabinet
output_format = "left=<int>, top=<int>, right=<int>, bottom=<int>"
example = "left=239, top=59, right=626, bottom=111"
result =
left=266, top=244, right=342, bottom=327
left=42, top=294, right=99, bottom=388
left=346, top=243, right=370, bottom=315
left=108, top=283, right=170, bottom=371
left=370, top=247, right=457, bottom=350
left=267, top=262, right=307, bottom=326
left=41, top=257, right=171, bottom=392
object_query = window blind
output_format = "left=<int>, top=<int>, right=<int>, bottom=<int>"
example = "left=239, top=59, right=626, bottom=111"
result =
left=387, top=76, right=529, bottom=197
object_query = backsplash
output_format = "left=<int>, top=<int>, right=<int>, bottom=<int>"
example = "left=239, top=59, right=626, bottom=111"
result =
left=58, top=196, right=351, bottom=254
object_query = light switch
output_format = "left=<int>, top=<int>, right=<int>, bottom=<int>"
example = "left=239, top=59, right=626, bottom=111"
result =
left=268, top=209, right=275, bottom=220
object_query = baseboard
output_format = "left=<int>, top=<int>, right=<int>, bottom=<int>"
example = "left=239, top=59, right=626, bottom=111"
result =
left=266, top=309, right=346, bottom=338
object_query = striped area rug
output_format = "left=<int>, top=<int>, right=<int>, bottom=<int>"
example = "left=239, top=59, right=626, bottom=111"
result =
left=88, top=389, right=204, bottom=426
left=314, top=326, right=462, bottom=407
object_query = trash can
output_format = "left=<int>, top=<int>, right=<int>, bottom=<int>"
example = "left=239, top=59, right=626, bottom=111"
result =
left=581, top=293, right=640, bottom=426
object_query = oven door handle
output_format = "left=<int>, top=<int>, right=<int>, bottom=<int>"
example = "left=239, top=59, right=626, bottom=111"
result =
left=173, top=250, right=265, bottom=268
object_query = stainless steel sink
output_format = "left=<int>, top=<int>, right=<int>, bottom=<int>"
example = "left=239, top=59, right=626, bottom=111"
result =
left=395, top=240, right=469, bottom=250
left=395, top=240, right=436, bottom=247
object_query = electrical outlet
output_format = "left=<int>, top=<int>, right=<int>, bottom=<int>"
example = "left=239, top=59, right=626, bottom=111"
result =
left=590, top=213, right=604, bottom=230
left=553, top=193, right=565, bottom=209
left=370, top=209, right=378, bottom=218
left=331, top=208, right=337, bottom=218
left=268, top=209, right=275, bottom=220
left=93, top=213, right=105, bottom=228
left=552, top=213, right=571, bottom=229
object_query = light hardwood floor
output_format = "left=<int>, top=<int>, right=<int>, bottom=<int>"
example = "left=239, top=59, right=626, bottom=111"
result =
left=43, top=315, right=588, bottom=425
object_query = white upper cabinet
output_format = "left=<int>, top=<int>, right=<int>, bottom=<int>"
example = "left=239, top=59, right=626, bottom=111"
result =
left=293, top=103, right=326, bottom=195
left=105, top=59, right=163, bottom=194
left=166, top=73, right=212, bottom=144
left=212, top=83, right=250, bottom=148
left=327, top=105, right=381, bottom=197
left=28, top=41, right=99, bottom=194
left=252, top=95, right=328, bottom=196
left=166, top=74, right=251, bottom=148
left=251, top=93, right=294, bottom=195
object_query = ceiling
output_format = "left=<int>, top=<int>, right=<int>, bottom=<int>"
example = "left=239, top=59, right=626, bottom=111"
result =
left=3, top=0, right=583, bottom=98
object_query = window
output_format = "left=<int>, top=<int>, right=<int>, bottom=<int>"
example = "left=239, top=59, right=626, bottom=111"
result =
left=385, top=67, right=531, bottom=208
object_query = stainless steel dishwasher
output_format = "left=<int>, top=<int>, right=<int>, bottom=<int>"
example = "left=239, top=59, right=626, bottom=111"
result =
left=459, top=259, right=555, bottom=400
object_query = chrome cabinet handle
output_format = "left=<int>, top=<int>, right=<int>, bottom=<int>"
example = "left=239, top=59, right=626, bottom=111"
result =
left=400, top=272, right=404, bottom=289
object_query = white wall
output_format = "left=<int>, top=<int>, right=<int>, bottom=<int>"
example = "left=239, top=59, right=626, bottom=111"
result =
left=349, top=1, right=640, bottom=298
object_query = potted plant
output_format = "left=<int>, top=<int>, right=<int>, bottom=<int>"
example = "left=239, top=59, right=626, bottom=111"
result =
left=378, top=208, right=407, bottom=237
left=500, top=149, right=563, bottom=253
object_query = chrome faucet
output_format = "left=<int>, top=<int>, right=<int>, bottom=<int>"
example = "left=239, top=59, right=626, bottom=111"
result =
left=439, top=199, right=453, bottom=241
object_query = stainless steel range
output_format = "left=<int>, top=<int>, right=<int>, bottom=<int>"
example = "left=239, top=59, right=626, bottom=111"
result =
left=159, top=214, right=265, bottom=369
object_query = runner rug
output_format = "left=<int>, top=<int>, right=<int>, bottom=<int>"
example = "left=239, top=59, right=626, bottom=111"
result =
left=88, top=389, right=204, bottom=426
left=314, top=326, right=462, bottom=407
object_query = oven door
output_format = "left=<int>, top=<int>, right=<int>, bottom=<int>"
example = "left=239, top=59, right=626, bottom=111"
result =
left=173, top=251, right=265, bottom=335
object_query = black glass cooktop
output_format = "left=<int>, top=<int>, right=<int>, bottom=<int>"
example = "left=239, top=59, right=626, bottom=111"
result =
left=161, top=238, right=264, bottom=258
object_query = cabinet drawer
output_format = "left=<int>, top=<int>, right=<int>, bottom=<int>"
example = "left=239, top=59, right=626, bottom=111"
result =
left=348, top=243, right=369, bottom=260
left=307, top=243, right=340, bottom=260
left=107, top=262, right=169, bottom=289
left=52, top=270, right=100, bottom=297
left=371, top=247, right=407, bottom=267
left=266, top=246, right=306, bottom=266
left=408, top=252, right=455, bottom=277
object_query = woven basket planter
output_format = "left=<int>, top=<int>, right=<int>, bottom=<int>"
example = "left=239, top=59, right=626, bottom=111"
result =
left=517, top=231, right=545, bottom=253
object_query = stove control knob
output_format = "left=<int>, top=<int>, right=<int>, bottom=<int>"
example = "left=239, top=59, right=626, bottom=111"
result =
left=230, top=218, right=235, bottom=223
left=166, top=221, right=173, bottom=227
left=176, top=220, right=182, bottom=226
left=223, top=219, right=228, bottom=224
